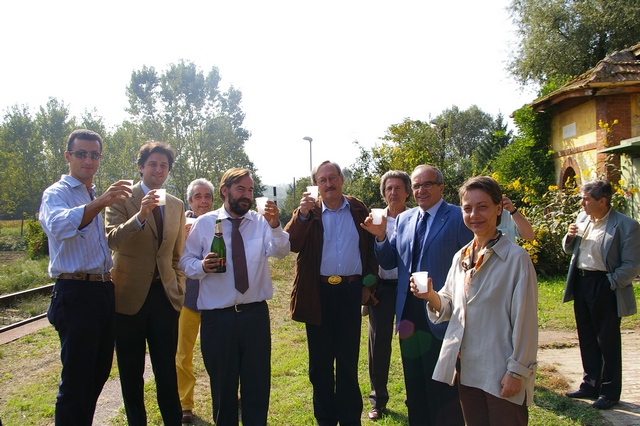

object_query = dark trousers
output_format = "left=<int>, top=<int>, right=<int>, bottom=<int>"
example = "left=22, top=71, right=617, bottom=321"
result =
left=200, top=301, right=271, bottom=426
left=367, top=278, right=397, bottom=410
left=306, top=279, right=363, bottom=426
left=48, top=279, right=115, bottom=426
left=399, top=294, right=464, bottom=426
left=458, top=382, right=528, bottom=426
left=115, top=281, right=182, bottom=426
left=573, top=273, right=622, bottom=400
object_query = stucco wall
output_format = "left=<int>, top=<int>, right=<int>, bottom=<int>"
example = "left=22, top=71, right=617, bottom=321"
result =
left=552, top=100, right=599, bottom=185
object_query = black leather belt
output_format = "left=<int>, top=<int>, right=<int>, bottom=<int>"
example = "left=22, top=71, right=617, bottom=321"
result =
left=379, top=278, right=398, bottom=285
left=221, top=301, right=265, bottom=312
left=577, top=269, right=607, bottom=277
left=58, top=272, right=112, bottom=282
left=320, top=275, right=361, bottom=285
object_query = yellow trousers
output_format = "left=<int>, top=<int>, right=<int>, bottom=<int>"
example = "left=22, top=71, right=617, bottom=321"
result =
left=176, top=306, right=201, bottom=411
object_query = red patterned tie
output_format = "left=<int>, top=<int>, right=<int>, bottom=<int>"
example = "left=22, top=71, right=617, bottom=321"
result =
left=152, top=206, right=163, bottom=247
left=230, top=218, right=249, bottom=294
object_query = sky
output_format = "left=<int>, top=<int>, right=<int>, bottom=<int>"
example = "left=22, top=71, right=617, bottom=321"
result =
left=1, top=0, right=536, bottom=187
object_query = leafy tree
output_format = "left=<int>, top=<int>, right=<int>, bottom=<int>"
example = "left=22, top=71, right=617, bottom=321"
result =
left=37, top=98, right=76, bottom=187
left=125, top=60, right=261, bottom=204
left=280, top=176, right=312, bottom=225
left=472, top=113, right=514, bottom=174
left=508, top=0, right=640, bottom=86
left=342, top=142, right=385, bottom=208
left=492, top=106, right=554, bottom=196
left=0, top=105, right=49, bottom=218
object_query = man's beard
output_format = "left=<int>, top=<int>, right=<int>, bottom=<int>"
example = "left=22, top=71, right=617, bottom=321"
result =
left=229, top=195, right=251, bottom=216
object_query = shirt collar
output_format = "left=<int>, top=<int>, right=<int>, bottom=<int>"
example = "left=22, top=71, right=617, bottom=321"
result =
left=591, top=207, right=612, bottom=224
left=61, top=174, right=95, bottom=194
left=140, top=181, right=152, bottom=195
left=218, top=206, right=255, bottom=222
left=322, top=196, right=350, bottom=213
left=421, top=198, right=444, bottom=218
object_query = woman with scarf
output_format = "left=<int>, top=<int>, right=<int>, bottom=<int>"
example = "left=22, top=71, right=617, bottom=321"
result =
left=412, top=176, right=538, bottom=425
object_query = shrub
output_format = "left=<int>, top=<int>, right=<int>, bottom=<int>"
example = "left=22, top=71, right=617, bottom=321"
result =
left=522, top=183, right=580, bottom=277
left=25, top=219, right=48, bottom=258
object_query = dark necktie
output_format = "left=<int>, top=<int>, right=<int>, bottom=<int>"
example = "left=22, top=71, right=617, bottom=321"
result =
left=152, top=206, right=163, bottom=247
left=230, top=218, right=249, bottom=294
left=411, top=211, right=429, bottom=272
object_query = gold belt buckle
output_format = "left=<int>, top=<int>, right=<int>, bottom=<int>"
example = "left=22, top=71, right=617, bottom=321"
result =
left=328, top=275, right=342, bottom=285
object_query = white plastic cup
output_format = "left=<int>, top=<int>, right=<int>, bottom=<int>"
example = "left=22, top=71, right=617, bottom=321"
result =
left=371, top=208, right=385, bottom=225
left=123, top=180, right=133, bottom=197
left=256, top=196, right=269, bottom=214
left=306, top=186, right=319, bottom=200
left=155, top=189, right=167, bottom=206
left=575, top=223, right=587, bottom=237
left=412, top=271, right=429, bottom=293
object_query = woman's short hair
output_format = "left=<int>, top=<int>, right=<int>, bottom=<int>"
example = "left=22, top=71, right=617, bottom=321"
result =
left=459, top=176, right=503, bottom=226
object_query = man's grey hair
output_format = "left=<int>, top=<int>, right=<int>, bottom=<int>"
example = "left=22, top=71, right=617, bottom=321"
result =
left=311, top=161, right=343, bottom=184
left=581, top=180, right=612, bottom=207
left=187, top=178, right=215, bottom=202
left=380, top=170, right=412, bottom=201
left=411, top=165, right=443, bottom=184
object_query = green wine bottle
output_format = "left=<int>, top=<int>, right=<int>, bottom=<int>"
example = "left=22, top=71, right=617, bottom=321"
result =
left=210, top=219, right=226, bottom=273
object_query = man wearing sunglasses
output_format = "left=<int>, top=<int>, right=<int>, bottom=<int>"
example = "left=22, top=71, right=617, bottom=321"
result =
left=40, top=129, right=132, bottom=425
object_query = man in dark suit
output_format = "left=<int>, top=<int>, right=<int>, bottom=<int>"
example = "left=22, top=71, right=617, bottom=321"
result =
left=106, top=142, right=186, bottom=426
left=363, top=164, right=472, bottom=425
left=562, top=179, right=640, bottom=410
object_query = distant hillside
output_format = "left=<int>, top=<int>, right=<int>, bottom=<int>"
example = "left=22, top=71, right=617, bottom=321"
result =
left=261, top=183, right=290, bottom=205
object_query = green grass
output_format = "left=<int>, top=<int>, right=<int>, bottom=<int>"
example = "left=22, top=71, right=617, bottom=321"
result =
left=0, top=256, right=51, bottom=295
left=1, top=253, right=630, bottom=425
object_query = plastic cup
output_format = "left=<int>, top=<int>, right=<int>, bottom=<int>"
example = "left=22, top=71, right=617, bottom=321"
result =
left=256, top=196, right=269, bottom=214
left=155, top=189, right=167, bottom=206
left=123, top=180, right=133, bottom=197
left=371, top=208, right=385, bottom=225
left=412, top=271, right=429, bottom=293
left=306, top=186, right=319, bottom=200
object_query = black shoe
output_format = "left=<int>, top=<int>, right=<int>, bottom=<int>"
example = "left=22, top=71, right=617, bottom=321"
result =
left=592, top=397, right=619, bottom=410
left=566, top=389, right=598, bottom=399
left=368, top=408, right=385, bottom=420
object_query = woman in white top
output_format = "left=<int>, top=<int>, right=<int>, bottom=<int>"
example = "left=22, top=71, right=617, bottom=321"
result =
left=412, top=176, right=538, bottom=426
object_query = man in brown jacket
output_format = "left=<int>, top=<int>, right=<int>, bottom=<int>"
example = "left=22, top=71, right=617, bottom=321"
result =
left=106, top=142, right=186, bottom=426
left=285, top=160, right=377, bottom=426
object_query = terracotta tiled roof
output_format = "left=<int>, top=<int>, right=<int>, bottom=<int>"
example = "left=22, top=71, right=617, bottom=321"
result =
left=531, top=42, right=640, bottom=112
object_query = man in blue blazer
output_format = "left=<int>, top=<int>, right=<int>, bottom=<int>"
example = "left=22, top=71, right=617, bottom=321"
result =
left=562, top=179, right=640, bottom=410
left=363, top=165, right=472, bottom=425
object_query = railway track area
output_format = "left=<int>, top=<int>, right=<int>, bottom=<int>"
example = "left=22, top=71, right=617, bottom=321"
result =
left=0, top=284, right=53, bottom=334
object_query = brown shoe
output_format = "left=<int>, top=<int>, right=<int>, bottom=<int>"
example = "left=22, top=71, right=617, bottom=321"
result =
left=182, top=410, right=194, bottom=423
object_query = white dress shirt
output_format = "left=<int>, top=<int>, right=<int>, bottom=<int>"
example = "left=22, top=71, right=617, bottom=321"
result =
left=179, top=207, right=290, bottom=309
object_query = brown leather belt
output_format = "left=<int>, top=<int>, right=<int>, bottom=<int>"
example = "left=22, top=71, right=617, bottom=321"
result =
left=58, top=272, right=112, bottom=282
left=577, top=269, right=607, bottom=277
left=320, top=275, right=361, bottom=285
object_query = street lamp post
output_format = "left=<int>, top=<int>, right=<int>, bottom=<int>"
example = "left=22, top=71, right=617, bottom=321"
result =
left=303, top=136, right=313, bottom=182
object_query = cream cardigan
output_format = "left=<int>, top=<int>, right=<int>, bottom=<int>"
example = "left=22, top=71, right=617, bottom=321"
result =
left=428, top=236, right=538, bottom=406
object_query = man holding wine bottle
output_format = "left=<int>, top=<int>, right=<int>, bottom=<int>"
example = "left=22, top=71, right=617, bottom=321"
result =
left=179, top=167, right=290, bottom=425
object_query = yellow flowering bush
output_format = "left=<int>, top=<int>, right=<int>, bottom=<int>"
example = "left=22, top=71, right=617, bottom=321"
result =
left=498, top=176, right=580, bottom=276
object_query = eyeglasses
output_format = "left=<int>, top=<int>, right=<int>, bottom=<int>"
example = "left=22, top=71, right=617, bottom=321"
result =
left=68, top=150, right=102, bottom=160
left=412, top=181, right=441, bottom=191
left=317, top=176, right=339, bottom=186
